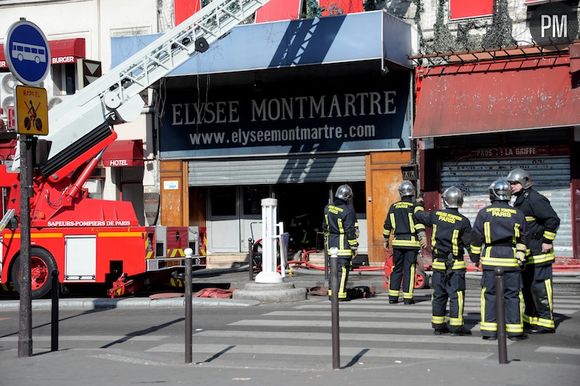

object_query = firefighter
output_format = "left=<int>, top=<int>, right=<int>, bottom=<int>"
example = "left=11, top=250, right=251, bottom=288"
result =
left=415, top=186, right=472, bottom=335
left=507, top=168, right=560, bottom=334
left=323, top=184, right=359, bottom=301
left=383, top=180, right=427, bottom=304
left=469, top=179, right=528, bottom=341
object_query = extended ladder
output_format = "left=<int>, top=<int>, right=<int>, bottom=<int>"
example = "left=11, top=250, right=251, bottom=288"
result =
left=43, top=0, right=270, bottom=177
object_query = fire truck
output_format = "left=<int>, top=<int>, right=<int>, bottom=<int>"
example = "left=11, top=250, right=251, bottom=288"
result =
left=0, top=0, right=270, bottom=298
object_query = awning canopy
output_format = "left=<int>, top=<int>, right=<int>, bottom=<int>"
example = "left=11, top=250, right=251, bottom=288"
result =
left=0, top=38, right=85, bottom=68
left=111, top=10, right=412, bottom=75
left=102, top=139, right=144, bottom=167
left=413, top=53, right=580, bottom=138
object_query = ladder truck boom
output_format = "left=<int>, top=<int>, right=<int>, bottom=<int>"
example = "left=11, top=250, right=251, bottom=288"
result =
left=41, top=0, right=270, bottom=181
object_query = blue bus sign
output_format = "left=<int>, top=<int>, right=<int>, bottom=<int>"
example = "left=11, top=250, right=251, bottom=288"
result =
left=4, top=19, right=51, bottom=86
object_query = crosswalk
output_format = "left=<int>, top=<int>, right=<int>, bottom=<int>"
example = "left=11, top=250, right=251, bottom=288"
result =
left=1, top=290, right=579, bottom=369
left=144, top=289, right=580, bottom=368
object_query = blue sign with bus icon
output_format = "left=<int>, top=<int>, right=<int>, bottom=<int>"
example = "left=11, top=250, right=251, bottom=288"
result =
left=4, top=20, right=51, bottom=85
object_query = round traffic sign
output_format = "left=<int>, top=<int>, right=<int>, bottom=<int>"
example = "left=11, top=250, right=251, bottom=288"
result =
left=4, top=20, right=51, bottom=86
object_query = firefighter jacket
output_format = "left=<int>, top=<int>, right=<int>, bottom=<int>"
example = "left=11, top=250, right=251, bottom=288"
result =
left=415, top=207, right=472, bottom=271
left=383, top=197, right=425, bottom=250
left=469, top=201, right=528, bottom=271
left=324, top=198, right=358, bottom=257
left=512, top=188, right=560, bottom=265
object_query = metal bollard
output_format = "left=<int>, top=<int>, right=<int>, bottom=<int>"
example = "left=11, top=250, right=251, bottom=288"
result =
left=51, top=270, right=59, bottom=352
left=329, top=247, right=340, bottom=370
left=184, top=248, right=193, bottom=364
left=323, top=247, right=329, bottom=284
left=248, top=238, right=254, bottom=281
left=494, top=267, right=508, bottom=364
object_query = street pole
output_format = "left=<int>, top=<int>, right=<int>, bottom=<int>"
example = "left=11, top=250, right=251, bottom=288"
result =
left=51, top=269, right=59, bottom=352
left=329, top=247, right=340, bottom=369
left=18, top=134, right=33, bottom=358
left=494, top=267, right=508, bottom=364
left=184, top=248, right=193, bottom=364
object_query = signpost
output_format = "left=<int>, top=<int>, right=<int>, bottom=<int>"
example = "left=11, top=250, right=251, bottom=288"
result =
left=4, top=18, right=51, bottom=358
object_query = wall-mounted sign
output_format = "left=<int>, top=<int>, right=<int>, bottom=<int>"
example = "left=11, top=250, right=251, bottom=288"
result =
left=159, top=73, right=412, bottom=159
left=529, top=1, right=579, bottom=45
left=163, top=180, right=179, bottom=190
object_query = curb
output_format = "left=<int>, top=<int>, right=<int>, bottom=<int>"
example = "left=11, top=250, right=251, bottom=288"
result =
left=0, top=297, right=259, bottom=312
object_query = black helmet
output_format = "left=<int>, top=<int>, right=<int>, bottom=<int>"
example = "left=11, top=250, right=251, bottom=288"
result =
left=335, top=184, right=353, bottom=201
left=398, top=180, right=415, bottom=198
left=442, top=186, right=464, bottom=209
left=489, top=179, right=511, bottom=201
left=507, top=168, right=533, bottom=189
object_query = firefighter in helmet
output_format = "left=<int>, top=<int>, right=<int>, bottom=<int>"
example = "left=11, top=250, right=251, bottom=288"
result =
left=415, top=186, right=472, bottom=335
left=470, top=179, right=528, bottom=341
left=383, top=180, right=427, bottom=304
left=507, top=168, right=560, bottom=334
left=323, top=184, right=359, bottom=300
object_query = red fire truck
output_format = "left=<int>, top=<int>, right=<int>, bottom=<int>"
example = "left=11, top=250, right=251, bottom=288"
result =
left=0, top=0, right=269, bottom=298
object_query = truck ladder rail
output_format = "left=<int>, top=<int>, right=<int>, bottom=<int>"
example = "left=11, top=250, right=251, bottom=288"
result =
left=45, top=0, right=270, bottom=164
left=0, top=208, right=16, bottom=232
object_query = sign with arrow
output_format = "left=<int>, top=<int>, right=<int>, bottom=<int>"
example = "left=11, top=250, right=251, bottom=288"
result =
left=77, top=59, right=102, bottom=88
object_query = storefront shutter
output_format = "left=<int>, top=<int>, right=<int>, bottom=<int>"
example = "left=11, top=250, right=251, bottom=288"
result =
left=188, top=154, right=366, bottom=186
left=441, top=156, right=572, bottom=257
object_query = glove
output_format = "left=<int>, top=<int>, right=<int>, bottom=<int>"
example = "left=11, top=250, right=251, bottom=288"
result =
left=351, top=247, right=358, bottom=257
left=383, top=239, right=389, bottom=249
left=415, top=194, right=425, bottom=206
left=516, top=243, right=527, bottom=267
left=417, top=231, right=427, bottom=249
left=469, top=254, right=480, bottom=266
left=541, top=243, right=552, bottom=253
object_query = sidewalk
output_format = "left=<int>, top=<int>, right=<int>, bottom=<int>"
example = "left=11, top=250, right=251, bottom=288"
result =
left=1, top=267, right=579, bottom=312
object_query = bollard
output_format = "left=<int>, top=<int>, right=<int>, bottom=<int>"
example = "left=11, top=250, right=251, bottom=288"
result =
left=494, top=267, right=508, bottom=364
left=248, top=238, right=254, bottom=281
left=323, top=247, right=329, bottom=284
left=50, top=270, right=59, bottom=352
left=329, top=247, right=340, bottom=370
left=184, top=248, right=193, bottom=364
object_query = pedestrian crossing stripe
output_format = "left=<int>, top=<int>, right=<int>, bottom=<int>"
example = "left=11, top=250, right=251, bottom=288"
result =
left=293, top=304, right=579, bottom=315
left=146, top=343, right=492, bottom=360
left=193, top=330, right=503, bottom=345
left=230, top=319, right=436, bottom=329
left=535, top=346, right=580, bottom=356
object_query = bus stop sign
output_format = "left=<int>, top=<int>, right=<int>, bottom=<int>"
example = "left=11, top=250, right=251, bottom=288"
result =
left=4, top=20, right=51, bottom=86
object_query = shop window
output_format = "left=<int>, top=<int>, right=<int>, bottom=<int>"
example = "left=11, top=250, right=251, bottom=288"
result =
left=319, top=0, right=364, bottom=16
left=51, top=63, right=77, bottom=95
left=449, top=0, right=494, bottom=20
left=210, top=186, right=237, bottom=216
left=243, top=185, right=270, bottom=215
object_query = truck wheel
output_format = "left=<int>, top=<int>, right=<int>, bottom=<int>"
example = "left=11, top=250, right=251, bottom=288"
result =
left=10, top=248, right=57, bottom=299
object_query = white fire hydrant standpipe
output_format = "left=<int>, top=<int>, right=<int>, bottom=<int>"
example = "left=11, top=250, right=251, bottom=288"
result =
left=255, top=198, right=283, bottom=284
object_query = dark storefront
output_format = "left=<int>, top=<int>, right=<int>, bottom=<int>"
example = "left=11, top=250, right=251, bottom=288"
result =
left=414, top=44, right=580, bottom=263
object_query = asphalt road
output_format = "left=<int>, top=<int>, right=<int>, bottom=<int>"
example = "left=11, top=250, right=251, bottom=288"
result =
left=1, top=273, right=579, bottom=386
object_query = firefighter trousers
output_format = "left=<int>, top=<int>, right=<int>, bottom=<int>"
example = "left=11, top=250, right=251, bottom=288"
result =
left=431, top=269, right=466, bottom=332
left=522, top=263, right=554, bottom=330
left=389, top=248, right=417, bottom=302
left=327, top=256, right=351, bottom=300
left=480, top=270, right=524, bottom=338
